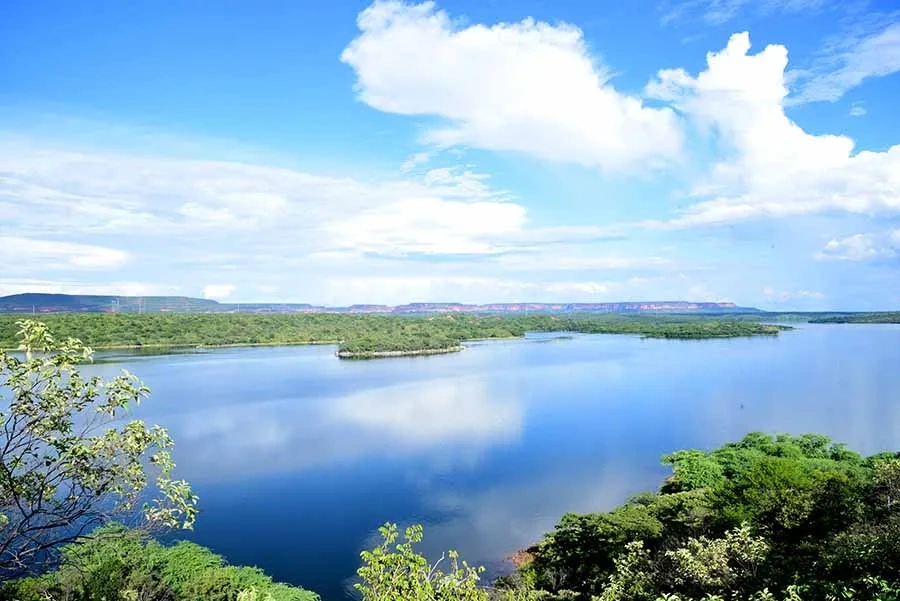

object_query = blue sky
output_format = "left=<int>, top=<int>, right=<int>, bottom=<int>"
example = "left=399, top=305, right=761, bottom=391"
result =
left=1, top=0, right=899, bottom=309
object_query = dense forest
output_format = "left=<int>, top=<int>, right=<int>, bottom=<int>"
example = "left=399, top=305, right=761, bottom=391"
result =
left=0, top=313, right=788, bottom=356
left=501, top=433, right=900, bottom=600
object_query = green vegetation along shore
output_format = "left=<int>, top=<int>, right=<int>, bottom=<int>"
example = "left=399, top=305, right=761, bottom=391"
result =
left=809, top=312, right=900, bottom=324
left=1, top=525, right=318, bottom=601
left=501, top=432, right=900, bottom=600
left=0, top=313, right=789, bottom=358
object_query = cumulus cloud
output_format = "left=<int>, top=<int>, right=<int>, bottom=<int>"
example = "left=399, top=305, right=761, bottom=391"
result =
left=816, top=230, right=900, bottom=261
left=645, top=32, right=900, bottom=228
left=326, top=198, right=527, bottom=256
left=849, top=101, right=867, bottom=117
left=203, top=284, right=236, bottom=299
left=341, top=1, right=682, bottom=172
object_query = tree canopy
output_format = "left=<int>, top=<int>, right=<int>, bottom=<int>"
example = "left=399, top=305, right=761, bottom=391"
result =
left=0, top=524, right=318, bottom=601
left=0, top=320, right=197, bottom=578
left=512, top=432, right=900, bottom=600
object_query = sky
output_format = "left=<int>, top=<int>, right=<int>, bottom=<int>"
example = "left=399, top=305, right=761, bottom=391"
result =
left=1, top=0, right=899, bottom=310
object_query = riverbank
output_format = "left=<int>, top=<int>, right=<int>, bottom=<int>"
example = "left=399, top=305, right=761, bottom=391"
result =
left=0, top=339, right=344, bottom=353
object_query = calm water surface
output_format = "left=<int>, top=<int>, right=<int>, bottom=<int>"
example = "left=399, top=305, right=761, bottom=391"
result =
left=89, top=324, right=900, bottom=600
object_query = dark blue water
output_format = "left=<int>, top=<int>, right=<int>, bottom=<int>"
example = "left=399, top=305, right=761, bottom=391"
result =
left=89, top=324, right=900, bottom=600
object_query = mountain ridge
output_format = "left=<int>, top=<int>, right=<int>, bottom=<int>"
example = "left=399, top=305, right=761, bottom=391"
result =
left=0, top=293, right=759, bottom=314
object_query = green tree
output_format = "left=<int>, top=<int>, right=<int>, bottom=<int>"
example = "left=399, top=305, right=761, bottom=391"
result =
left=663, top=523, right=769, bottom=597
left=873, top=459, right=900, bottom=511
left=0, top=320, right=197, bottom=577
left=596, top=541, right=655, bottom=601
left=0, top=523, right=319, bottom=601
left=355, top=523, right=541, bottom=601
left=662, top=450, right=726, bottom=493
left=355, top=522, right=488, bottom=601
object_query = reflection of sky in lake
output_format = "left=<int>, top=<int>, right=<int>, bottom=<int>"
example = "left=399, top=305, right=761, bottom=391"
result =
left=83, top=324, right=900, bottom=600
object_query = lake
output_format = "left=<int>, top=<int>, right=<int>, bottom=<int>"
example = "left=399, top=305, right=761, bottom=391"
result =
left=89, top=323, right=900, bottom=600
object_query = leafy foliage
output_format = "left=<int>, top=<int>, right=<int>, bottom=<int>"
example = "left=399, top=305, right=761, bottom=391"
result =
left=0, top=321, right=197, bottom=577
left=0, top=524, right=318, bottom=601
left=519, top=433, right=900, bottom=600
left=356, top=523, right=488, bottom=601
left=356, top=523, right=546, bottom=601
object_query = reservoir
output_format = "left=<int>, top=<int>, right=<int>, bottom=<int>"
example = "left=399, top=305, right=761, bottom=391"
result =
left=89, top=323, right=900, bottom=600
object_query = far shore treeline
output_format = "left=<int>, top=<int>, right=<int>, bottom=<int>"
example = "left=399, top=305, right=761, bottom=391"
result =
left=0, top=313, right=790, bottom=357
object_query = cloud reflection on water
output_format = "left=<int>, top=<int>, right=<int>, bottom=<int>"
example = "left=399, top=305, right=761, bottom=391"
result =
left=167, top=375, right=522, bottom=481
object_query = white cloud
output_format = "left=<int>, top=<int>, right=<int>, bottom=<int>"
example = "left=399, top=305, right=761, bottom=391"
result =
left=0, top=278, right=175, bottom=297
left=0, top=142, right=541, bottom=256
left=849, top=101, right=867, bottom=117
left=545, top=281, right=610, bottom=295
left=341, top=1, right=683, bottom=172
left=763, top=287, right=825, bottom=302
left=816, top=229, right=900, bottom=261
left=1, top=140, right=637, bottom=263
left=791, top=22, right=900, bottom=104
left=490, top=254, right=673, bottom=271
left=661, top=0, right=826, bottom=26
left=0, top=236, right=128, bottom=271
left=0, top=132, right=691, bottom=303
left=202, top=284, right=236, bottom=299
left=400, top=150, right=433, bottom=172
left=326, top=197, right=526, bottom=255
left=646, top=32, right=900, bottom=228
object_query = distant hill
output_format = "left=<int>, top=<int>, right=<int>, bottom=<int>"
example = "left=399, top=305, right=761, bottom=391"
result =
left=0, top=293, right=220, bottom=314
left=0, top=293, right=760, bottom=315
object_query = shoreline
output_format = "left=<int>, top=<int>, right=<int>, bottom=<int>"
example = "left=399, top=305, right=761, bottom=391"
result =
left=0, top=340, right=343, bottom=353
left=0, top=327, right=791, bottom=355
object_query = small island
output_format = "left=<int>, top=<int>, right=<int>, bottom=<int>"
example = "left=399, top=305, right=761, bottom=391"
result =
left=336, top=346, right=465, bottom=359
left=0, top=312, right=791, bottom=359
